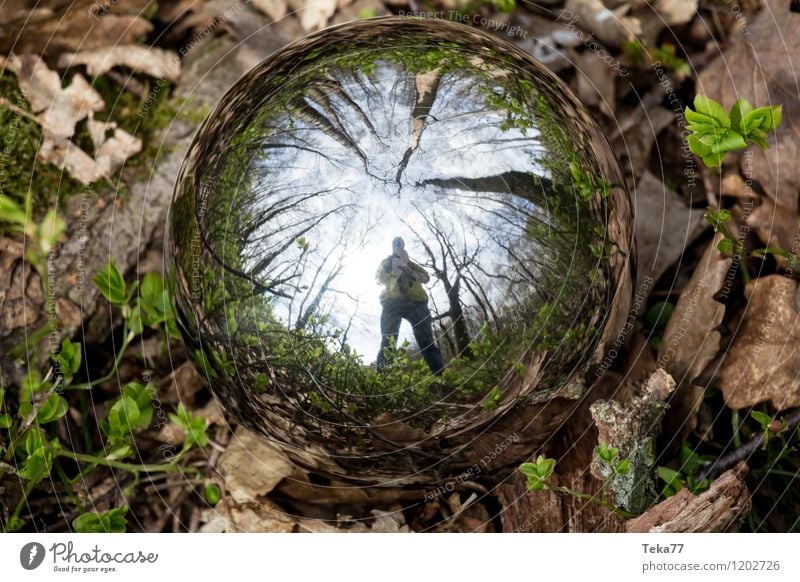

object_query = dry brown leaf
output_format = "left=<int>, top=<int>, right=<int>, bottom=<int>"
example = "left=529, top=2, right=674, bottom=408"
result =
left=697, top=0, right=800, bottom=211
left=58, top=45, right=181, bottom=82
left=288, top=0, right=337, bottom=31
left=200, top=499, right=297, bottom=532
left=161, top=360, right=206, bottom=405
left=297, top=518, right=370, bottom=532
left=87, top=118, right=116, bottom=149
left=658, top=233, right=731, bottom=439
left=509, top=12, right=581, bottom=74
left=563, top=0, right=641, bottom=47
left=94, top=126, right=143, bottom=170
left=655, top=0, right=698, bottom=26
left=370, top=411, right=428, bottom=447
left=218, top=427, right=296, bottom=503
left=634, top=171, right=707, bottom=288
left=745, top=197, right=800, bottom=260
left=3, top=54, right=105, bottom=139
left=37, top=138, right=97, bottom=184
left=0, top=3, right=155, bottom=56
left=4, top=53, right=142, bottom=183
left=370, top=509, right=410, bottom=533
left=251, top=0, right=288, bottom=21
left=38, top=128, right=142, bottom=184
left=612, top=102, right=673, bottom=179
left=39, top=74, right=105, bottom=140
left=156, top=0, right=208, bottom=23
left=718, top=275, right=800, bottom=410
left=574, top=48, right=615, bottom=118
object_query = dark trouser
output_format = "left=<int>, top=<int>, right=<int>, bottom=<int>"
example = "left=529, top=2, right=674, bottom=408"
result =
left=377, top=298, right=444, bottom=375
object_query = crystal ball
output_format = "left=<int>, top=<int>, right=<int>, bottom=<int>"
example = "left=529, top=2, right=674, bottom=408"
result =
left=167, top=17, right=633, bottom=485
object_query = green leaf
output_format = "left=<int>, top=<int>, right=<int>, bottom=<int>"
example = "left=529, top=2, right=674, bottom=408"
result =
left=520, top=455, right=557, bottom=482
left=105, top=444, right=133, bottom=460
left=128, top=304, right=144, bottom=335
left=20, top=370, right=49, bottom=402
left=748, top=131, right=769, bottom=149
left=106, top=396, right=141, bottom=440
left=18, top=452, right=49, bottom=481
left=0, top=414, right=12, bottom=429
left=616, top=459, right=632, bottom=475
left=139, top=272, right=163, bottom=311
left=106, top=507, right=128, bottom=532
left=36, top=393, right=69, bottom=424
left=138, top=272, right=171, bottom=328
left=684, top=107, right=712, bottom=126
left=678, top=442, right=711, bottom=476
left=482, top=386, right=502, bottom=410
left=687, top=133, right=712, bottom=157
left=186, top=416, right=208, bottom=448
left=0, top=194, right=29, bottom=227
left=93, top=260, right=127, bottom=306
left=169, top=403, right=208, bottom=449
left=705, top=208, right=732, bottom=231
left=597, top=443, right=619, bottom=463
left=494, top=0, right=516, bottom=12
left=645, top=301, right=674, bottom=330
left=709, top=130, right=747, bottom=153
left=693, top=95, right=730, bottom=127
left=525, top=478, right=545, bottom=491
left=58, top=337, right=82, bottom=376
left=729, top=98, right=753, bottom=133
left=745, top=105, right=782, bottom=133
left=535, top=455, right=556, bottom=480
left=750, top=410, right=772, bottom=430
left=73, top=506, right=128, bottom=533
left=702, top=151, right=725, bottom=168
left=204, top=483, right=222, bottom=506
left=22, top=428, right=47, bottom=457
left=657, top=466, right=685, bottom=497
left=37, top=209, right=65, bottom=254
left=717, top=238, right=733, bottom=253
left=122, top=382, right=154, bottom=430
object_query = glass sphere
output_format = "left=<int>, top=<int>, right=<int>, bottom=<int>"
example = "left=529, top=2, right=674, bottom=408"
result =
left=167, top=17, right=633, bottom=485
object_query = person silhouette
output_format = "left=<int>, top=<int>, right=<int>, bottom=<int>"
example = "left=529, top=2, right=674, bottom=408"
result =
left=375, top=237, right=444, bottom=375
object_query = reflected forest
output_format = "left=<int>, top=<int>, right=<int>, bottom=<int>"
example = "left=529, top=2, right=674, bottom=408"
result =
left=169, top=26, right=620, bottom=464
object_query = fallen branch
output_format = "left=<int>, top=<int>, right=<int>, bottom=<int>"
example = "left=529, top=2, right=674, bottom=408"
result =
left=697, top=408, right=800, bottom=482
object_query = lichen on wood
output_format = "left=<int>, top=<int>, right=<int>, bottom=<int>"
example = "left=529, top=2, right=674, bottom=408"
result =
left=590, top=368, right=677, bottom=514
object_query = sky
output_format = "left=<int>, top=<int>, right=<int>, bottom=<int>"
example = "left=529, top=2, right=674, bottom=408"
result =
left=226, top=58, right=556, bottom=361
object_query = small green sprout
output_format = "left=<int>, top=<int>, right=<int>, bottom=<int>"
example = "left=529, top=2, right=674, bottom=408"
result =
left=685, top=95, right=782, bottom=168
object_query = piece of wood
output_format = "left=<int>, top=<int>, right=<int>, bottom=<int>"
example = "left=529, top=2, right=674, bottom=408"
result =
left=497, top=372, right=632, bottom=532
left=627, top=462, right=750, bottom=532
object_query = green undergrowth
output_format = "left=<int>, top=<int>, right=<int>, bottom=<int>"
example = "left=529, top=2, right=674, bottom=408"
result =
left=0, top=196, right=212, bottom=531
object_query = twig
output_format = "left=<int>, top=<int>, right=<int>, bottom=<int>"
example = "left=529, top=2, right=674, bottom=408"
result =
left=0, top=96, right=40, bottom=125
left=58, top=450, right=194, bottom=474
left=697, top=408, right=800, bottom=482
